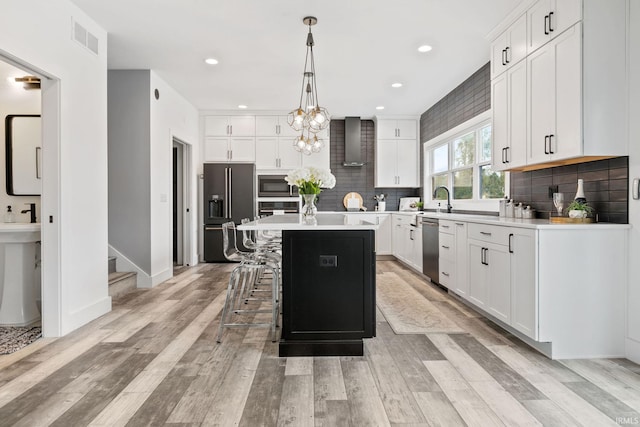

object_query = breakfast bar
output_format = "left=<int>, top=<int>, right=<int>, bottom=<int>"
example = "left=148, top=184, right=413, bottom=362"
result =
left=239, top=213, right=377, bottom=356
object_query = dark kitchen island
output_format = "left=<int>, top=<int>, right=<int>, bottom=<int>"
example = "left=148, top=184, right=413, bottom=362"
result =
left=239, top=214, right=377, bottom=356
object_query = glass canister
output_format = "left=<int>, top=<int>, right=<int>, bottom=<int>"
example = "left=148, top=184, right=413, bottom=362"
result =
left=514, top=203, right=523, bottom=218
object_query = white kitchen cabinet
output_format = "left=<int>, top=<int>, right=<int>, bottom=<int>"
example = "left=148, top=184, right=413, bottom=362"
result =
left=347, top=213, right=392, bottom=255
left=255, top=137, right=301, bottom=170
left=492, top=59, right=527, bottom=171
left=255, top=116, right=299, bottom=138
left=204, top=116, right=255, bottom=137
left=509, top=228, right=537, bottom=339
left=203, top=136, right=255, bottom=162
left=490, top=1, right=627, bottom=171
left=453, top=221, right=468, bottom=297
left=301, top=141, right=331, bottom=171
left=377, top=119, right=417, bottom=140
left=439, top=220, right=469, bottom=295
left=527, top=0, right=581, bottom=54
left=490, top=13, right=527, bottom=79
left=527, top=23, right=582, bottom=165
left=391, top=214, right=421, bottom=271
left=467, top=223, right=511, bottom=323
left=376, top=139, right=419, bottom=187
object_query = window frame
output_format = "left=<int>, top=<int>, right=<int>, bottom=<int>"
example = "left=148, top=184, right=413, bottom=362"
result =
left=423, top=111, right=509, bottom=212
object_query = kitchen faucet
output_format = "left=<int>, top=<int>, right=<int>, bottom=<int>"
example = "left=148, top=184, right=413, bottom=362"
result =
left=21, top=203, right=37, bottom=223
left=433, top=186, right=452, bottom=213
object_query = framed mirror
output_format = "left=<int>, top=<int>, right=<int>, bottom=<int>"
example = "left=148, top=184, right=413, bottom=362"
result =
left=5, top=114, right=41, bottom=196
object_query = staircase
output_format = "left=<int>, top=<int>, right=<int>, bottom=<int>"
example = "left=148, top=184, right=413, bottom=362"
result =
left=108, top=256, right=137, bottom=298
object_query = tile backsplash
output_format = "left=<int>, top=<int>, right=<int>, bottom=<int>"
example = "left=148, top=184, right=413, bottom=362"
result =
left=315, top=119, right=419, bottom=212
left=509, top=157, right=628, bottom=223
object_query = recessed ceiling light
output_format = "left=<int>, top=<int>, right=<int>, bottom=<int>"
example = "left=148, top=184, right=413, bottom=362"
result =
left=204, top=58, right=219, bottom=65
left=238, top=104, right=248, bottom=109
left=391, top=82, right=403, bottom=88
left=376, top=106, right=385, bottom=110
left=418, top=45, right=433, bottom=53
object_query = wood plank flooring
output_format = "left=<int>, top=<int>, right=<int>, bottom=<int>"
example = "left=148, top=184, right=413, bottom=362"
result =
left=0, top=260, right=639, bottom=426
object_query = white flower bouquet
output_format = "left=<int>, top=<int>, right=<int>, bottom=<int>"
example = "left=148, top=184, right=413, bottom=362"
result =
left=285, top=167, right=336, bottom=195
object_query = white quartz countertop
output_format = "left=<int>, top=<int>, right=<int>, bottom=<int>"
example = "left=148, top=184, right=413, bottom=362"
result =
left=414, top=211, right=630, bottom=230
left=239, top=213, right=378, bottom=230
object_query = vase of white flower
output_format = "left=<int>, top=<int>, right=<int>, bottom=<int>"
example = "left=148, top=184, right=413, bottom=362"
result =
left=285, top=167, right=336, bottom=222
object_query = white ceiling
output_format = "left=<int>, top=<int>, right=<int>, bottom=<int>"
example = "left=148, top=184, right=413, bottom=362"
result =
left=30, top=1, right=521, bottom=117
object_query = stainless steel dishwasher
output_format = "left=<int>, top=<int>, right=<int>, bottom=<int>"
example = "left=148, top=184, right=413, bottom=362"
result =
left=422, top=217, right=439, bottom=285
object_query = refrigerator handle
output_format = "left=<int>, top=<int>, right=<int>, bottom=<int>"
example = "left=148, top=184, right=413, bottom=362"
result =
left=224, top=167, right=229, bottom=218
left=228, top=167, right=233, bottom=218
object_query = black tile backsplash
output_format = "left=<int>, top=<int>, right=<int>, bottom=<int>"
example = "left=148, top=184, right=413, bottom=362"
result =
left=509, top=157, right=629, bottom=223
left=316, top=120, right=418, bottom=212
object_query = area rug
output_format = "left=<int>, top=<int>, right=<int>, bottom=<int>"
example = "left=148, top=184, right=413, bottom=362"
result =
left=0, top=326, right=42, bottom=355
left=376, top=272, right=464, bottom=334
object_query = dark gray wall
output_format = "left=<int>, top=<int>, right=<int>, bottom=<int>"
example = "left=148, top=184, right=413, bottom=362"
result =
left=315, top=119, right=418, bottom=212
left=510, top=157, right=628, bottom=223
left=108, top=70, right=151, bottom=272
left=420, top=62, right=491, bottom=143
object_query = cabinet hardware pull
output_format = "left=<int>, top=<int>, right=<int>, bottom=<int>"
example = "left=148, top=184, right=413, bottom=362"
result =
left=410, top=229, right=414, bottom=240
left=544, top=135, right=550, bottom=154
left=502, top=49, right=507, bottom=66
left=441, top=225, right=450, bottom=228
left=230, top=125, right=233, bottom=135
left=509, top=233, right=514, bottom=253
left=501, top=147, right=506, bottom=163
left=455, top=222, right=465, bottom=226
left=480, top=231, right=492, bottom=236
left=505, top=146, right=510, bottom=163
left=442, top=272, right=450, bottom=277
left=484, top=248, right=489, bottom=265
left=544, top=14, right=550, bottom=35
left=549, top=134, right=555, bottom=154
left=549, top=11, right=554, bottom=32
left=505, top=46, right=510, bottom=64
left=35, top=147, right=41, bottom=179
left=442, top=245, right=450, bottom=249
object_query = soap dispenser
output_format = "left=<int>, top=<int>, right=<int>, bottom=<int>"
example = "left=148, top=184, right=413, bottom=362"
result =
left=4, top=206, right=15, bottom=223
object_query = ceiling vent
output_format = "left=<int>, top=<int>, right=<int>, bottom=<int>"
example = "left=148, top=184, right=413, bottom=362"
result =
left=72, top=18, right=100, bottom=55
left=343, top=117, right=365, bottom=167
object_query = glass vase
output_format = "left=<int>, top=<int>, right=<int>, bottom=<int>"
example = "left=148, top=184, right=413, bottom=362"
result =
left=301, top=194, right=318, bottom=223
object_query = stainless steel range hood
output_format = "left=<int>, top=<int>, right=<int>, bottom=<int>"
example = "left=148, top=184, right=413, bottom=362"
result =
left=343, top=117, right=365, bottom=167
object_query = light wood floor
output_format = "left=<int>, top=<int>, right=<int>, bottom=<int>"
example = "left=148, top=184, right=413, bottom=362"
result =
left=1, top=260, right=639, bottom=426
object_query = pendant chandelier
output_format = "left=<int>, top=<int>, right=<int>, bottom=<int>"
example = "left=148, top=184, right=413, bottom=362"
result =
left=288, top=16, right=330, bottom=155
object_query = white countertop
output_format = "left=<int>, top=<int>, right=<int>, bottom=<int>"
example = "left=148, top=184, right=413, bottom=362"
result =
left=239, top=213, right=378, bottom=231
left=414, top=211, right=630, bottom=230
left=0, top=223, right=41, bottom=243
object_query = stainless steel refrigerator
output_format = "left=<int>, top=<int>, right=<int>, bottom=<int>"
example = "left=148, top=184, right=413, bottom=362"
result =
left=203, top=163, right=255, bottom=262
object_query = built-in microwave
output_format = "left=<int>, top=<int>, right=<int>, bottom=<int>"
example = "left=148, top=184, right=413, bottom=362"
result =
left=257, top=175, right=298, bottom=197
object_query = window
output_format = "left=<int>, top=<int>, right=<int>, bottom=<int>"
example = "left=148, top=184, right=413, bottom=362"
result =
left=427, top=119, right=505, bottom=203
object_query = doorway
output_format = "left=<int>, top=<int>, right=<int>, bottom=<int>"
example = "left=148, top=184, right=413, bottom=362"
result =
left=172, top=137, right=192, bottom=267
left=0, top=53, right=61, bottom=337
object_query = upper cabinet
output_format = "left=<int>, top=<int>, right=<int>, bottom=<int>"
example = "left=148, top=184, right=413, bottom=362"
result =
left=377, top=119, right=417, bottom=140
left=205, top=116, right=255, bottom=137
left=255, top=116, right=299, bottom=138
left=490, top=0, right=628, bottom=171
left=490, top=13, right=527, bottom=79
left=203, top=116, right=255, bottom=162
left=375, top=117, right=419, bottom=188
left=527, top=0, right=581, bottom=54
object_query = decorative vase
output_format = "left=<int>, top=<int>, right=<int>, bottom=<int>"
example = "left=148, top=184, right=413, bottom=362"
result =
left=569, top=209, right=587, bottom=219
left=301, top=194, right=318, bottom=222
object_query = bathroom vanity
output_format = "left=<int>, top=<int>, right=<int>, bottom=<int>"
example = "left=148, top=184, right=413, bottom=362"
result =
left=0, top=223, right=41, bottom=326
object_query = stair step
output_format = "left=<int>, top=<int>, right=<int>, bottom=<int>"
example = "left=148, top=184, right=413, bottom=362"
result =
left=108, top=271, right=137, bottom=299
left=108, top=256, right=117, bottom=274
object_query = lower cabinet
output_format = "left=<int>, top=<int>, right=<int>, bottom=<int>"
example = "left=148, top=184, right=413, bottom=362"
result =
left=391, top=214, right=422, bottom=271
left=509, top=228, right=536, bottom=339
left=347, top=213, right=392, bottom=255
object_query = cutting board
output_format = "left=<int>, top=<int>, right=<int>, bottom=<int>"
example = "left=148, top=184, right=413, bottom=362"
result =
left=343, top=192, right=364, bottom=211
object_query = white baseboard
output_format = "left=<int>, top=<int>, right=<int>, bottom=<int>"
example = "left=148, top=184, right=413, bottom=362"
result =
left=626, top=338, right=640, bottom=364
left=108, top=245, right=176, bottom=288
left=60, top=296, right=111, bottom=336
left=108, top=245, right=152, bottom=288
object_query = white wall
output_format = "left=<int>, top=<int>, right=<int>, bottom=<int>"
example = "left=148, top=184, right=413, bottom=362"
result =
left=627, top=1, right=640, bottom=363
left=0, top=0, right=110, bottom=336
left=0, top=72, right=41, bottom=221
left=149, top=71, right=200, bottom=280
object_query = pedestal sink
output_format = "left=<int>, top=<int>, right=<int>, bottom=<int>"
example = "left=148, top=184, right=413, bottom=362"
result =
left=0, top=223, right=41, bottom=326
